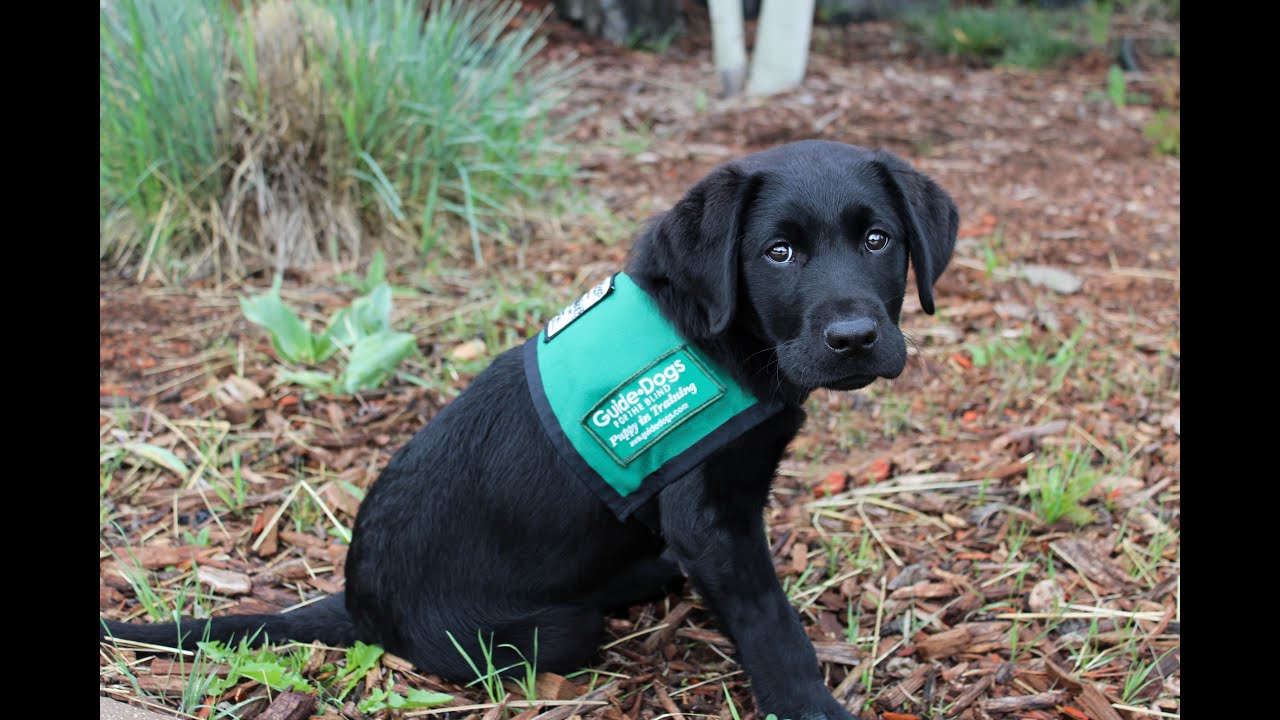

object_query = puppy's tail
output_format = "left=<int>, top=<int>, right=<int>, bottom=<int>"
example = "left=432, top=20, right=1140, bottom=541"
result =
left=100, top=593, right=358, bottom=651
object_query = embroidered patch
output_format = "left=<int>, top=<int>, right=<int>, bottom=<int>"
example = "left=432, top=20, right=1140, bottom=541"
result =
left=545, top=275, right=614, bottom=341
left=580, top=346, right=726, bottom=466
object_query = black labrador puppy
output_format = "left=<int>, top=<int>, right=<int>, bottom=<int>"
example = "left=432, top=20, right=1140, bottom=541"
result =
left=102, top=140, right=957, bottom=718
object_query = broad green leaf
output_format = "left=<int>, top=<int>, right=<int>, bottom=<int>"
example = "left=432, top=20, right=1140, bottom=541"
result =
left=359, top=687, right=452, bottom=713
left=345, top=641, right=384, bottom=670
left=235, top=660, right=286, bottom=684
left=365, top=251, right=386, bottom=288
left=337, top=641, right=385, bottom=699
left=310, top=333, right=338, bottom=364
left=239, top=276, right=335, bottom=364
left=339, top=330, right=418, bottom=393
left=357, top=688, right=390, bottom=714
left=196, top=641, right=232, bottom=663
left=275, top=368, right=337, bottom=393
left=235, top=660, right=310, bottom=692
left=121, top=442, right=189, bottom=476
left=325, top=283, right=392, bottom=348
left=400, top=688, right=453, bottom=708
left=205, top=674, right=237, bottom=696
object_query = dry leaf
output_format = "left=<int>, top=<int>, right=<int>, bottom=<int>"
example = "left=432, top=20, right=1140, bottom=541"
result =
left=450, top=339, right=487, bottom=361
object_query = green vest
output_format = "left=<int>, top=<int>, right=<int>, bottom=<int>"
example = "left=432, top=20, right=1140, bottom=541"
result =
left=523, top=273, right=784, bottom=520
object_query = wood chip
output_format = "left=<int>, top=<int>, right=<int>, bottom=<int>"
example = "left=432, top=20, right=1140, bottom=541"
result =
left=958, top=461, right=1029, bottom=482
left=888, top=563, right=931, bottom=590
left=653, top=684, right=686, bottom=720
left=890, top=581, right=957, bottom=600
left=509, top=708, right=541, bottom=720
left=526, top=681, right=617, bottom=720
left=812, top=640, right=865, bottom=666
left=878, top=664, right=930, bottom=708
left=791, top=541, right=809, bottom=574
left=197, top=566, right=252, bottom=596
left=1050, top=538, right=1133, bottom=594
left=478, top=696, right=506, bottom=720
left=133, top=674, right=188, bottom=696
left=279, top=530, right=326, bottom=549
left=107, top=545, right=217, bottom=570
left=320, top=481, right=362, bottom=518
left=312, top=431, right=368, bottom=449
left=1044, top=660, right=1124, bottom=720
left=382, top=653, right=415, bottom=673
left=676, top=628, right=732, bottom=646
left=253, top=505, right=280, bottom=557
left=1078, top=685, right=1125, bottom=720
left=990, top=420, right=1068, bottom=450
left=643, top=601, right=695, bottom=652
left=232, top=596, right=283, bottom=616
left=149, top=658, right=228, bottom=677
left=256, top=558, right=317, bottom=584
left=258, top=691, right=316, bottom=720
left=310, top=576, right=343, bottom=594
left=917, top=623, right=1007, bottom=661
left=533, top=672, right=581, bottom=700
left=979, top=690, right=1070, bottom=713
left=949, top=674, right=995, bottom=716
left=917, top=627, right=971, bottom=660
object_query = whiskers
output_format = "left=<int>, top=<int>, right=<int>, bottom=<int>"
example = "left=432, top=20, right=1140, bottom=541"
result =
left=900, top=328, right=944, bottom=384
left=747, top=338, right=806, bottom=399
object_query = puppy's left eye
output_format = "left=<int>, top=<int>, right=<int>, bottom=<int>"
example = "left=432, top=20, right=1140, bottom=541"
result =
left=865, top=230, right=891, bottom=252
left=765, top=242, right=794, bottom=264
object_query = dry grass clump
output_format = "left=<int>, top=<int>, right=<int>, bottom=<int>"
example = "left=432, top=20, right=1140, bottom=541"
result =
left=100, top=0, right=578, bottom=283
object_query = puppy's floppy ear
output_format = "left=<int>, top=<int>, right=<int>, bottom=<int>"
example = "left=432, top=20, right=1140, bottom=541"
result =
left=873, top=151, right=959, bottom=315
left=631, top=164, right=760, bottom=339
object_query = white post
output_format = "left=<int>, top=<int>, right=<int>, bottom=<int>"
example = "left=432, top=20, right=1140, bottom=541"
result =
left=745, top=0, right=815, bottom=97
left=707, top=0, right=748, bottom=96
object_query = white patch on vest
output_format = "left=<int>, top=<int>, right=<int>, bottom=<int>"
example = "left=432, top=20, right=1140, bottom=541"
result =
left=545, top=275, right=615, bottom=341
left=581, top=347, right=726, bottom=467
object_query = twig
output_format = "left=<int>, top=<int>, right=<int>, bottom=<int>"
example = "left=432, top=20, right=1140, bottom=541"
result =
left=857, top=503, right=903, bottom=567
left=667, top=671, right=742, bottom=698
left=601, top=623, right=669, bottom=650
left=298, top=478, right=352, bottom=543
left=1109, top=703, right=1180, bottom=718
left=252, top=482, right=301, bottom=553
left=144, top=359, right=236, bottom=399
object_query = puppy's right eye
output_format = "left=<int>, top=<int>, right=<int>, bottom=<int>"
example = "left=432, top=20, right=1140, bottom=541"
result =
left=765, top=242, right=794, bottom=264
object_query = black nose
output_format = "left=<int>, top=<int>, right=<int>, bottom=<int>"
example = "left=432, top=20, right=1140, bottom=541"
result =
left=824, top=318, right=878, bottom=355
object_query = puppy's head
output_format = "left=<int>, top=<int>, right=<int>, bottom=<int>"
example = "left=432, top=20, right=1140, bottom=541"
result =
left=630, top=140, right=958, bottom=392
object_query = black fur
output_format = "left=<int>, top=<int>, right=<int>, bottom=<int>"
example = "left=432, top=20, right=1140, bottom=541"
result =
left=101, top=140, right=957, bottom=718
